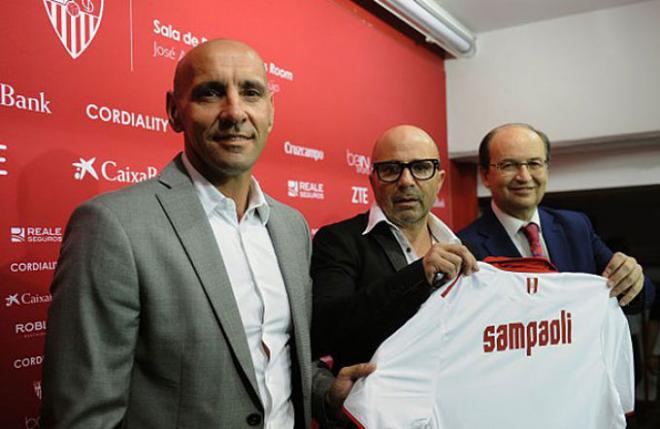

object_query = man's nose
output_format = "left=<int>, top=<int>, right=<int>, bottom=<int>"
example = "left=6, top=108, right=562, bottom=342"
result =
left=397, top=167, right=416, bottom=186
left=219, top=88, right=247, bottom=123
left=514, top=164, right=533, bottom=181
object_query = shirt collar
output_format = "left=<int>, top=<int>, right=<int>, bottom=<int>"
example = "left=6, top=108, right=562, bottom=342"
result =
left=181, top=152, right=270, bottom=225
left=491, top=200, right=541, bottom=237
left=362, top=203, right=460, bottom=244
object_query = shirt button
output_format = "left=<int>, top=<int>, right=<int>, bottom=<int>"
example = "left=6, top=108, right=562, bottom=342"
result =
left=246, top=413, right=262, bottom=426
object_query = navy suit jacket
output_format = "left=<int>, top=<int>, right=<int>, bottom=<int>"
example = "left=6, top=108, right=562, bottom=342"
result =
left=458, top=205, right=654, bottom=310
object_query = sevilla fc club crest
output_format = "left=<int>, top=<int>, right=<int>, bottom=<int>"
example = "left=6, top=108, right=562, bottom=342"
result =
left=42, top=0, right=104, bottom=59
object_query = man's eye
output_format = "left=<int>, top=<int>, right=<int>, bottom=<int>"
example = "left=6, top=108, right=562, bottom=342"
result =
left=243, top=88, right=263, bottom=98
left=412, top=163, right=432, bottom=174
left=195, top=88, right=222, bottom=99
left=380, top=165, right=400, bottom=175
left=528, top=160, right=544, bottom=169
left=499, top=162, right=515, bottom=170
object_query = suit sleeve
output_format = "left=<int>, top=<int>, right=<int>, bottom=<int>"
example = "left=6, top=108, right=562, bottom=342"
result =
left=41, top=200, right=140, bottom=429
left=311, top=225, right=430, bottom=364
left=580, top=212, right=655, bottom=310
left=581, top=212, right=614, bottom=275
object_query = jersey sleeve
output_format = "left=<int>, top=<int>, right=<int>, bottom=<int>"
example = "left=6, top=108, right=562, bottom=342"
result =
left=343, top=376, right=432, bottom=429
left=602, top=297, right=635, bottom=414
left=342, top=287, right=450, bottom=428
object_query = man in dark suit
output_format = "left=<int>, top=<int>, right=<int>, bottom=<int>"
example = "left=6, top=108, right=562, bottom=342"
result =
left=458, top=123, right=654, bottom=308
left=41, top=38, right=369, bottom=429
left=312, top=125, right=479, bottom=375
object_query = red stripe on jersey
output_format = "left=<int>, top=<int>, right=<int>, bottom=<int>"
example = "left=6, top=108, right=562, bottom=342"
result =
left=440, top=274, right=463, bottom=298
left=343, top=406, right=366, bottom=429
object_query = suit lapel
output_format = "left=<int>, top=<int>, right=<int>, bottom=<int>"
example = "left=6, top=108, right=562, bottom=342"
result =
left=371, top=222, right=408, bottom=271
left=266, top=201, right=313, bottom=425
left=266, top=205, right=307, bottom=336
left=155, top=157, right=261, bottom=400
left=540, top=208, right=571, bottom=271
left=479, top=208, right=521, bottom=258
left=266, top=202, right=310, bottom=391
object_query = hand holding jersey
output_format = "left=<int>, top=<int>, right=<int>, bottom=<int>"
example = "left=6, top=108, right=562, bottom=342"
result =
left=603, top=251, right=644, bottom=306
left=422, top=243, right=479, bottom=286
left=324, top=363, right=377, bottom=422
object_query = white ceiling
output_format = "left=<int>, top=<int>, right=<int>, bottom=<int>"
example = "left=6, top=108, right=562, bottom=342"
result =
left=433, top=0, right=651, bottom=33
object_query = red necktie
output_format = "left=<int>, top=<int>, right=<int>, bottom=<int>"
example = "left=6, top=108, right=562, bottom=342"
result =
left=522, top=223, right=544, bottom=257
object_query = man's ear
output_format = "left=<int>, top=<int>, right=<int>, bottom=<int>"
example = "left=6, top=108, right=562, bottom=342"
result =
left=479, top=166, right=491, bottom=189
left=436, top=169, right=446, bottom=186
left=166, top=91, right=183, bottom=133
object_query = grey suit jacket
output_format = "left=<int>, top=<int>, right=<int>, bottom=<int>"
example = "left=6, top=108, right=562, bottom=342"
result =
left=41, top=155, right=326, bottom=428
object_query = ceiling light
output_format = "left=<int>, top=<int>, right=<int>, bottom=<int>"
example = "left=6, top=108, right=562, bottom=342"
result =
left=374, top=0, right=476, bottom=57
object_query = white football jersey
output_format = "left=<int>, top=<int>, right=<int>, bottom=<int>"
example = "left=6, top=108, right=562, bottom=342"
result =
left=344, top=259, right=634, bottom=429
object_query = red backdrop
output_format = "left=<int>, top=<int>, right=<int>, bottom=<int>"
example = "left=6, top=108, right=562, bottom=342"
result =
left=0, top=1, right=471, bottom=426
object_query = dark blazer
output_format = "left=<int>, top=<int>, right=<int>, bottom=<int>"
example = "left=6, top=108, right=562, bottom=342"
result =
left=311, top=212, right=434, bottom=373
left=458, top=205, right=655, bottom=309
left=42, top=155, right=328, bottom=428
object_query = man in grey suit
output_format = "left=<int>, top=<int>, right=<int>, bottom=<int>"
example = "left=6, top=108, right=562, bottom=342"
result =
left=41, top=39, right=370, bottom=428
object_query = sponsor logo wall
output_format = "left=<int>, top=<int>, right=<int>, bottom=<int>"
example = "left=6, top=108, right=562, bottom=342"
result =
left=1, top=0, right=452, bottom=426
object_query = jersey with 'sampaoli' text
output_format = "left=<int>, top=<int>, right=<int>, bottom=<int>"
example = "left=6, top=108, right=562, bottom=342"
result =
left=343, top=259, right=634, bottom=429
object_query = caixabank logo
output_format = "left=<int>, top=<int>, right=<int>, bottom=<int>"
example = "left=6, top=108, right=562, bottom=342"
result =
left=72, top=156, right=158, bottom=183
left=1, top=83, right=52, bottom=114
left=5, top=292, right=53, bottom=308
left=43, top=0, right=104, bottom=59
left=25, top=415, right=41, bottom=429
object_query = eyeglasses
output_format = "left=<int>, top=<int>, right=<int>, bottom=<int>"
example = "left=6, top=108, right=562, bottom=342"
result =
left=489, top=159, right=548, bottom=175
left=372, top=159, right=440, bottom=183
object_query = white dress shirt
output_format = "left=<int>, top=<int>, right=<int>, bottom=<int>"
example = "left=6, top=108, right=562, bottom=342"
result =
left=183, top=154, right=294, bottom=429
left=362, top=204, right=461, bottom=263
left=491, top=200, right=549, bottom=258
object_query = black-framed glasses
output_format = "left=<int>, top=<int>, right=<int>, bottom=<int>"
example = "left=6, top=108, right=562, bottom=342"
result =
left=489, top=159, right=549, bottom=175
left=372, top=159, right=440, bottom=183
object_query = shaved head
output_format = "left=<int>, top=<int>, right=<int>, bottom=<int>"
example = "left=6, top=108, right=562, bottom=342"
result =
left=372, top=125, right=439, bottom=163
left=172, top=39, right=268, bottom=100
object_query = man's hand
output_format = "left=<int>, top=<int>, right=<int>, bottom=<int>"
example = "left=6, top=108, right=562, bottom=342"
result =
left=602, top=252, right=644, bottom=306
left=422, top=243, right=479, bottom=285
left=325, top=363, right=376, bottom=421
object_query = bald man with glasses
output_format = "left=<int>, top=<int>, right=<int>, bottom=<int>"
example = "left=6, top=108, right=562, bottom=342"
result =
left=311, top=125, right=478, bottom=381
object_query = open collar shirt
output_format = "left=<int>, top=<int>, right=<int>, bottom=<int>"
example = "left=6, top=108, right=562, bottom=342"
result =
left=362, top=204, right=461, bottom=264
left=182, top=153, right=294, bottom=429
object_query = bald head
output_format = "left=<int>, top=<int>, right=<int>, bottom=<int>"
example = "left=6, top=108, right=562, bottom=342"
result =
left=372, top=125, right=439, bottom=163
left=172, top=39, right=268, bottom=100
